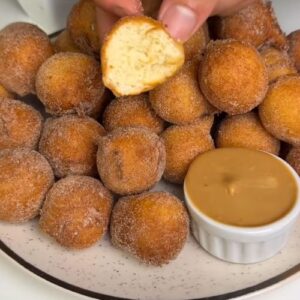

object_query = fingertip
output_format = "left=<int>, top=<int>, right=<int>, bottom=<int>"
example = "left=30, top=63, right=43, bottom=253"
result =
left=158, top=1, right=214, bottom=42
left=159, top=4, right=198, bottom=42
left=96, top=7, right=119, bottom=43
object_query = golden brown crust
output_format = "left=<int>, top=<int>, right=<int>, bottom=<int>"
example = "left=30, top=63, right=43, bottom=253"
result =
left=265, top=1, right=287, bottom=50
left=286, top=147, right=300, bottom=176
left=97, top=127, right=166, bottom=195
left=162, top=116, right=215, bottom=184
left=216, top=112, right=280, bottom=155
left=216, top=0, right=287, bottom=49
left=0, top=84, right=14, bottom=99
left=288, top=30, right=300, bottom=72
left=259, top=75, right=300, bottom=146
left=184, top=23, right=210, bottom=61
left=67, top=0, right=99, bottom=56
left=0, top=98, right=43, bottom=150
left=110, top=191, right=189, bottom=266
left=0, top=149, right=54, bottom=223
left=53, top=30, right=82, bottom=53
left=142, top=0, right=161, bottom=17
left=103, top=94, right=165, bottom=134
left=0, top=22, right=54, bottom=96
left=36, top=52, right=105, bottom=117
left=101, top=16, right=185, bottom=97
left=260, top=46, right=297, bottom=83
left=150, top=58, right=216, bottom=125
left=199, top=39, right=268, bottom=115
left=39, top=115, right=105, bottom=178
left=39, top=175, right=112, bottom=249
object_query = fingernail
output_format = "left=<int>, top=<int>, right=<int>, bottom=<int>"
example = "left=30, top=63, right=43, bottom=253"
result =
left=113, top=0, right=143, bottom=16
left=160, top=5, right=197, bottom=42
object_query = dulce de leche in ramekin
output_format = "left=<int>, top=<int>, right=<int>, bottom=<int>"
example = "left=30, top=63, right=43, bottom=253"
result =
left=184, top=148, right=300, bottom=264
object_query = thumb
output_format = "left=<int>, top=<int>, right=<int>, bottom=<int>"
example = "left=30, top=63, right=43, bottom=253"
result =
left=158, top=0, right=218, bottom=42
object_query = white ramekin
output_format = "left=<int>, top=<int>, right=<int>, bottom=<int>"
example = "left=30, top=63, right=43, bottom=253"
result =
left=184, top=154, right=300, bottom=264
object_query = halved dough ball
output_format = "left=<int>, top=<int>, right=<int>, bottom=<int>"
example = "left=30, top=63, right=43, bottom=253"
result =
left=110, top=192, right=189, bottom=266
left=97, top=127, right=166, bottom=195
left=103, top=94, right=164, bottom=134
left=162, top=116, right=215, bottom=184
left=67, top=0, right=99, bottom=56
left=259, top=76, right=300, bottom=146
left=216, top=112, right=280, bottom=155
left=101, top=16, right=185, bottom=96
left=0, top=22, right=54, bottom=96
left=288, top=30, right=300, bottom=72
left=184, top=24, right=210, bottom=61
left=216, top=0, right=286, bottom=49
left=260, top=47, right=297, bottom=83
left=36, top=52, right=105, bottom=116
left=286, top=147, right=300, bottom=176
left=39, top=115, right=105, bottom=178
left=199, top=40, right=268, bottom=115
left=40, top=175, right=112, bottom=249
left=150, top=59, right=216, bottom=125
left=53, top=30, right=82, bottom=53
left=0, top=149, right=54, bottom=223
left=0, top=98, right=43, bottom=150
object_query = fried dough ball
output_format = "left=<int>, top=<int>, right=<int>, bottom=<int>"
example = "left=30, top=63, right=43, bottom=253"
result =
left=216, top=0, right=287, bottom=49
left=0, top=149, right=54, bottom=223
left=286, top=147, right=300, bottom=176
left=142, top=0, right=161, bottom=17
left=150, top=59, right=215, bottom=125
left=0, top=22, right=54, bottom=96
left=216, top=112, right=280, bottom=155
left=103, top=94, right=165, bottom=134
left=36, top=52, right=105, bottom=116
left=199, top=40, right=268, bottom=115
left=162, top=116, right=215, bottom=184
left=97, top=127, right=166, bottom=195
left=67, top=0, right=99, bottom=56
left=39, top=115, right=105, bottom=178
left=0, top=98, right=43, bottom=150
left=53, top=30, right=82, bottom=53
left=0, top=84, right=13, bottom=99
left=260, top=47, right=297, bottom=83
left=101, top=16, right=184, bottom=97
left=259, top=76, right=300, bottom=146
left=288, top=30, right=300, bottom=72
left=184, top=23, right=210, bottom=61
left=110, top=192, right=189, bottom=266
left=40, top=175, right=112, bottom=249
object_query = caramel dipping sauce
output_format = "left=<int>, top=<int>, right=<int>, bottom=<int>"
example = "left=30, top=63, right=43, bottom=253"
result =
left=184, top=148, right=297, bottom=227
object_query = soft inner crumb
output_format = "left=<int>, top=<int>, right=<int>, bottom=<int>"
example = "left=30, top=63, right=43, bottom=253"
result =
left=104, top=21, right=184, bottom=96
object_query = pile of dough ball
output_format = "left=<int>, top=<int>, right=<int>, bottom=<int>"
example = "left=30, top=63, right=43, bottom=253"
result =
left=1, top=0, right=300, bottom=267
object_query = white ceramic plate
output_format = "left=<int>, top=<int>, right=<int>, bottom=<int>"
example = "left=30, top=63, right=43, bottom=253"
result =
left=1, top=1, right=300, bottom=299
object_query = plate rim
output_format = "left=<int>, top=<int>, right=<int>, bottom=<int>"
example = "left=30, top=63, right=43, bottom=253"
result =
left=2, top=19, right=300, bottom=300
left=1, top=239, right=300, bottom=300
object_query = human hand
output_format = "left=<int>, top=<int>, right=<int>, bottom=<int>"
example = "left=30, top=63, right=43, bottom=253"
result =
left=94, top=0, right=255, bottom=43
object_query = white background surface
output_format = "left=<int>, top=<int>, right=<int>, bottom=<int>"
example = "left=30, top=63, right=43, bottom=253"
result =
left=1, top=0, right=300, bottom=299
left=0, top=0, right=75, bottom=34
